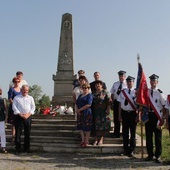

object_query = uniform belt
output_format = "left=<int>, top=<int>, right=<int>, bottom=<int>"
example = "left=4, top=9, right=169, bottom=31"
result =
left=149, top=110, right=162, bottom=113
left=122, top=109, right=134, bottom=112
left=149, top=111, right=155, bottom=113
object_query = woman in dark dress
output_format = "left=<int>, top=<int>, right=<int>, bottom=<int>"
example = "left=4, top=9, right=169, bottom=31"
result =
left=92, top=80, right=112, bottom=146
left=8, top=77, right=21, bottom=142
left=76, top=83, right=93, bottom=147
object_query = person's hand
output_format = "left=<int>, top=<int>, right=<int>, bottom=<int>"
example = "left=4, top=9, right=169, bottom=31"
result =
left=19, top=113, right=24, bottom=118
left=76, top=109, right=81, bottom=115
left=106, top=110, right=110, bottom=116
left=19, top=113, right=31, bottom=119
left=23, top=113, right=31, bottom=119
left=135, top=114, right=139, bottom=123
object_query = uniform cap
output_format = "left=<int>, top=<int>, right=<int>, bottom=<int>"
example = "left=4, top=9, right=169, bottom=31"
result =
left=149, top=74, right=159, bottom=80
left=118, top=70, right=126, bottom=75
left=126, top=76, right=135, bottom=81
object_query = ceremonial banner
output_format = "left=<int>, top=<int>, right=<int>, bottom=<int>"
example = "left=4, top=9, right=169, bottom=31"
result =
left=136, top=62, right=149, bottom=123
left=166, top=95, right=170, bottom=134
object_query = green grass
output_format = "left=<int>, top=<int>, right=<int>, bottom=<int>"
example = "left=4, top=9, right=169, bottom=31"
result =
left=112, top=110, right=170, bottom=161
left=136, top=123, right=170, bottom=161
left=162, top=128, right=170, bottom=161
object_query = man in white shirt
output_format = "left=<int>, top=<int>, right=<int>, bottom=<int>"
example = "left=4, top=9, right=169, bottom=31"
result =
left=117, top=76, right=137, bottom=157
left=144, top=74, right=165, bottom=163
left=110, top=70, right=127, bottom=138
left=9, top=71, right=28, bottom=89
left=12, top=85, right=35, bottom=154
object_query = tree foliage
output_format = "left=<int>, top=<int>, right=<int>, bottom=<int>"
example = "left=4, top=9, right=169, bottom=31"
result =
left=29, top=84, right=51, bottom=112
left=38, top=94, right=51, bottom=108
left=29, top=84, right=42, bottom=105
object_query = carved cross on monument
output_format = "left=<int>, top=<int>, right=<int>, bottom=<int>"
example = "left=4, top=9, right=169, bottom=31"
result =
left=52, top=13, right=76, bottom=107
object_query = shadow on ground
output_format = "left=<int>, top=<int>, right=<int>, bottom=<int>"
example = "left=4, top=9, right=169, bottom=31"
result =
left=1, top=152, right=170, bottom=169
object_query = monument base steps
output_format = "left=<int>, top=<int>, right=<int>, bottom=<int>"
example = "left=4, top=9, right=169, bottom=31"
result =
left=6, top=114, right=146, bottom=154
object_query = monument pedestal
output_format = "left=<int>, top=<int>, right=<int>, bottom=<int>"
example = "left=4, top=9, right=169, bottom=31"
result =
left=52, top=71, right=76, bottom=107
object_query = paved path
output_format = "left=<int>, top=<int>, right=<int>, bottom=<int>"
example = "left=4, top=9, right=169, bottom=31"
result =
left=0, top=152, right=170, bottom=170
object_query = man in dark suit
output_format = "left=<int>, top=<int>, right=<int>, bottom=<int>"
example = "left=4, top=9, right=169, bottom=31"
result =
left=90, top=71, right=107, bottom=93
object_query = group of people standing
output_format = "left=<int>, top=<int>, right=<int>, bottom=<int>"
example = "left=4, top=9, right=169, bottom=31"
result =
left=73, top=69, right=169, bottom=163
left=0, top=69, right=169, bottom=163
left=73, top=70, right=111, bottom=147
left=0, top=71, right=35, bottom=155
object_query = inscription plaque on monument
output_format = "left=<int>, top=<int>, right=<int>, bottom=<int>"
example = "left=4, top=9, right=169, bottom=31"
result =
left=52, top=13, right=76, bottom=107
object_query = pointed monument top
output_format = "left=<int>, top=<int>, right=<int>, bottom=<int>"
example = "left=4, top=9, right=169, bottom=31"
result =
left=63, top=13, right=72, bottom=16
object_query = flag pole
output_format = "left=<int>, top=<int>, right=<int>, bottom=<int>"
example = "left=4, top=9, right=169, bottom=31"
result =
left=137, top=54, right=144, bottom=159
left=140, top=111, right=144, bottom=159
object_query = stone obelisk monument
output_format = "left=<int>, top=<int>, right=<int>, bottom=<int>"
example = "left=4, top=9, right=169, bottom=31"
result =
left=52, top=13, right=76, bottom=107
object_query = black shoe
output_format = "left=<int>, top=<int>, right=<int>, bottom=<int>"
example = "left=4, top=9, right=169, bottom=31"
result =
left=145, top=156, right=153, bottom=161
left=15, top=150, right=20, bottom=155
left=155, top=157, right=162, bottom=163
left=2, top=148, right=8, bottom=154
left=128, top=151, right=135, bottom=157
left=24, top=149, right=32, bottom=153
left=112, top=134, right=120, bottom=138
left=121, top=151, right=128, bottom=156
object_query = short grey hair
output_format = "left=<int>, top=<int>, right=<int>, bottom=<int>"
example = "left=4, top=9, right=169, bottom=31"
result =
left=21, top=84, right=29, bottom=90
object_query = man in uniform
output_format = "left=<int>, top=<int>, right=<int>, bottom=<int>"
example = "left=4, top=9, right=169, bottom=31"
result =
left=90, top=71, right=107, bottom=93
left=117, top=76, right=138, bottom=157
left=145, top=74, right=166, bottom=163
left=110, top=70, right=127, bottom=138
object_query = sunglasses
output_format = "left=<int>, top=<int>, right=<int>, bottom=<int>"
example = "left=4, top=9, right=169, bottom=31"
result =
left=14, top=81, right=20, bottom=83
left=82, top=87, right=88, bottom=89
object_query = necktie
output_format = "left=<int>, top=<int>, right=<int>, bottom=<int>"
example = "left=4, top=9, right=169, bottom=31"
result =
left=128, top=89, right=131, bottom=94
left=151, top=89, right=153, bottom=97
left=124, top=89, right=131, bottom=106
left=117, top=82, right=122, bottom=95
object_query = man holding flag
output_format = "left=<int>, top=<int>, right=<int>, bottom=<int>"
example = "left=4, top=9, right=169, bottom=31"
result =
left=136, top=58, right=150, bottom=160
left=145, top=74, right=165, bottom=163
left=136, top=56, right=166, bottom=163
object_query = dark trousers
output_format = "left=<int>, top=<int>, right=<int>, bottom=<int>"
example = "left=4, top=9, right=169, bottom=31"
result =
left=113, top=100, right=120, bottom=137
left=15, top=115, right=32, bottom=151
left=121, top=110, right=137, bottom=153
left=145, top=112, right=162, bottom=158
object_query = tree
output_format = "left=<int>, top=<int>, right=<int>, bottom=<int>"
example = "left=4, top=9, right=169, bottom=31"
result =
left=38, top=94, right=51, bottom=108
left=29, top=84, right=51, bottom=114
left=29, top=84, right=42, bottom=105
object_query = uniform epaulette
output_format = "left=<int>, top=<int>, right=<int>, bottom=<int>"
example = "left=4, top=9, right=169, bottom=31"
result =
left=158, top=89, right=163, bottom=93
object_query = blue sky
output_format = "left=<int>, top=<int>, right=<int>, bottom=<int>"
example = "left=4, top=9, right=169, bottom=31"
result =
left=1, top=0, right=170, bottom=99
